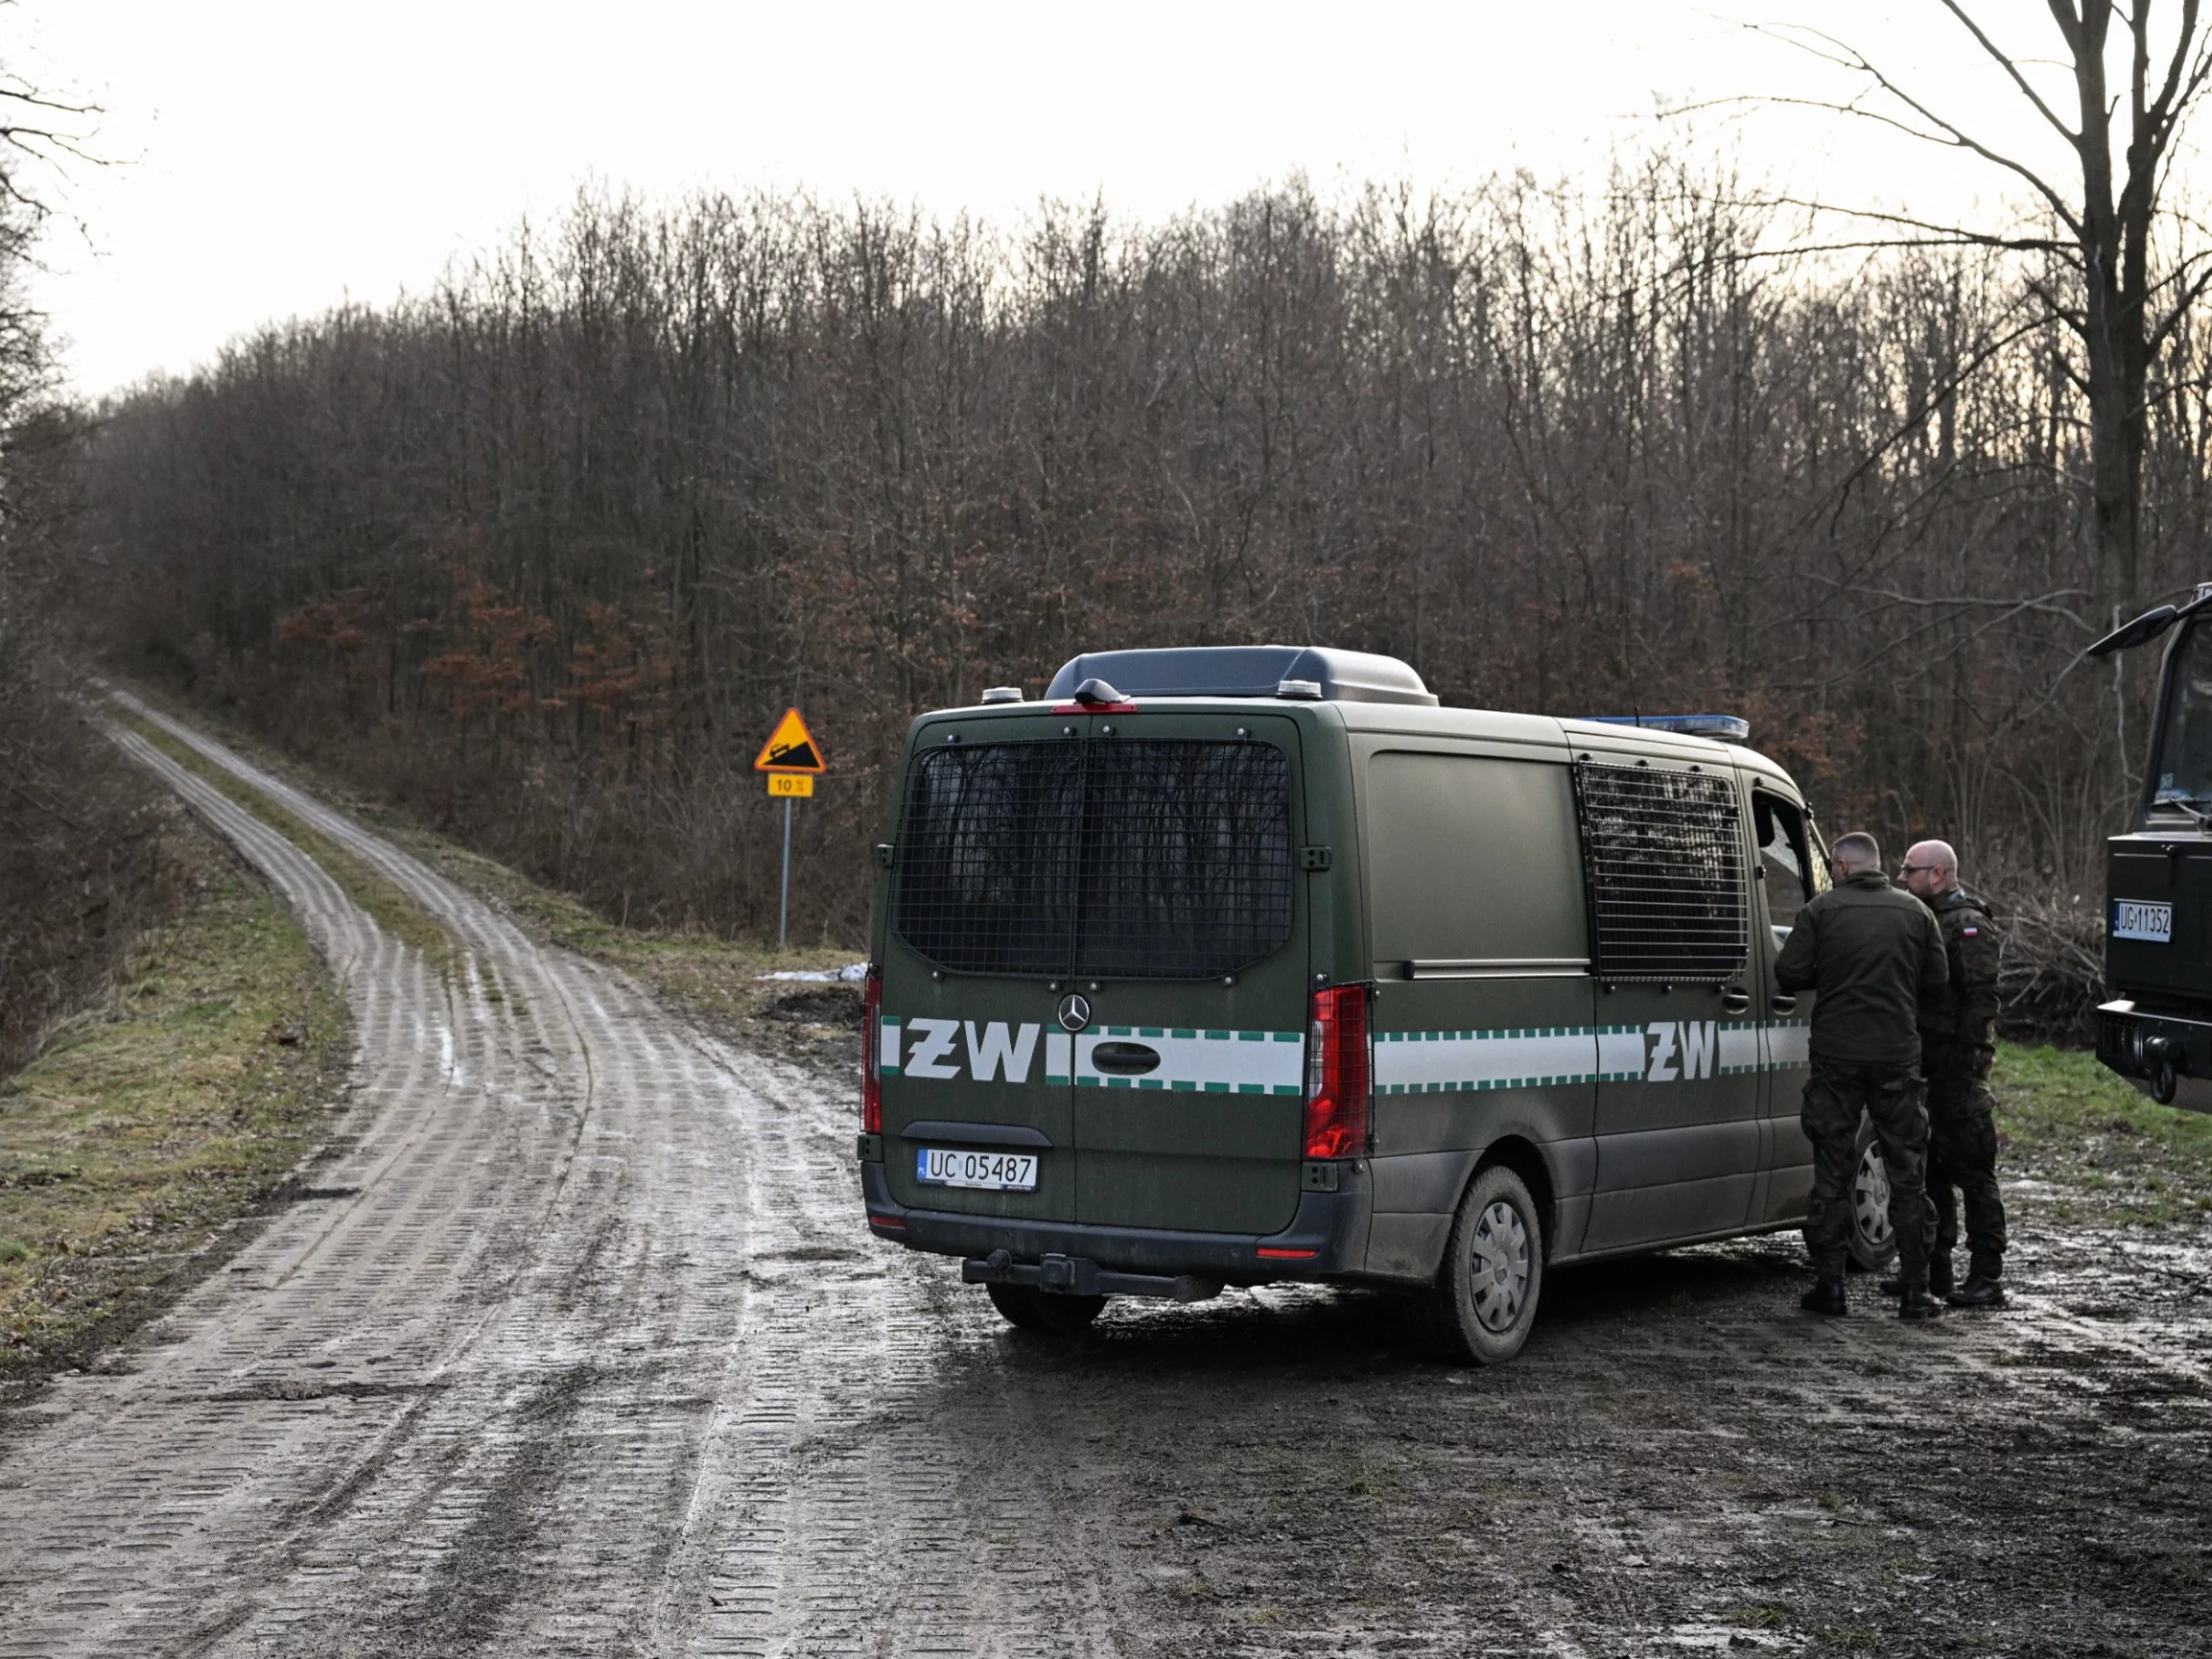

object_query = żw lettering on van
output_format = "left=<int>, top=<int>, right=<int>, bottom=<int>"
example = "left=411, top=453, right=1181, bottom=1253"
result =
left=899, top=1017, right=1040, bottom=1083
left=1646, top=1020, right=1718, bottom=1082
left=965, top=1020, right=1040, bottom=1082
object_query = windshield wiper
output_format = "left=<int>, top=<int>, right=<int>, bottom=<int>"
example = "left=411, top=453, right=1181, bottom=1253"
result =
left=2150, top=792, right=2212, bottom=827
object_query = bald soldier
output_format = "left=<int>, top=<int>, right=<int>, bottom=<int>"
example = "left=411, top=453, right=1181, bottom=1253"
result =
left=1775, top=831, right=1950, bottom=1319
left=1896, top=840, right=2009, bottom=1308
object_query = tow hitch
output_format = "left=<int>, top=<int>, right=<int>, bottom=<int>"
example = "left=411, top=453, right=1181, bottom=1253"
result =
left=962, top=1248, right=1222, bottom=1304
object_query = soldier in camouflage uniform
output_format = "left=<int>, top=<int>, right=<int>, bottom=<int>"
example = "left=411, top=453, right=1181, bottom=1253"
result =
left=1897, top=839, right=2009, bottom=1309
left=1775, top=831, right=1951, bottom=1319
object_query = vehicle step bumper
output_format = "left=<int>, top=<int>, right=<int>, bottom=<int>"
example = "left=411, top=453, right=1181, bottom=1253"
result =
left=2098, top=999, right=2212, bottom=1110
left=961, top=1248, right=1223, bottom=1302
left=859, top=1160, right=1373, bottom=1282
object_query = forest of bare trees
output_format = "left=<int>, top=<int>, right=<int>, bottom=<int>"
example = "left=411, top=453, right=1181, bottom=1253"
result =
left=0, top=64, right=178, bottom=1072
left=64, top=154, right=2212, bottom=1030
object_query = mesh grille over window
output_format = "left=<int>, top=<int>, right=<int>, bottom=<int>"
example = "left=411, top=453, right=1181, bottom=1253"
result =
left=894, top=739, right=1295, bottom=979
left=892, top=744, right=1084, bottom=977
left=1571, top=761, right=1750, bottom=983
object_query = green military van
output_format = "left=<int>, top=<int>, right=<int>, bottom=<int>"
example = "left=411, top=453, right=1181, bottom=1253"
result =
left=858, top=646, right=1881, bottom=1363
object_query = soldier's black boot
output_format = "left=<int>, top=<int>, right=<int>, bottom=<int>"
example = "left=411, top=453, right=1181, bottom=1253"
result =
left=1800, top=1277, right=1847, bottom=1316
left=1898, top=1282, right=1945, bottom=1321
left=1882, top=1259, right=1955, bottom=1298
left=1948, top=1265, right=2006, bottom=1309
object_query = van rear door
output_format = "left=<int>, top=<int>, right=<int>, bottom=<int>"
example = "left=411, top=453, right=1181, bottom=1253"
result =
left=1064, top=711, right=1308, bottom=1236
left=877, top=708, right=1309, bottom=1238
left=878, top=715, right=1082, bottom=1226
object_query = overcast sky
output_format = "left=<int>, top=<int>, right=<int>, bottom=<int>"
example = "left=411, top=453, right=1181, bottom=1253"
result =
left=13, top=1, right=2161, bottom=397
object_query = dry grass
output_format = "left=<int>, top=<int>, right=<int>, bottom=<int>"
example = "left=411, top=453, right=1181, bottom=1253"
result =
left=1993, top=885, right=2107, bottom=1047
left=0, top=819, right=349, bottom=1383
left=1992, top=1043, right=2212, bottom=1225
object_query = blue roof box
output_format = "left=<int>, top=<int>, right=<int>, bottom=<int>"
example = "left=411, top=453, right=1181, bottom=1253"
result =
left=1580, top=713, right=1752, bottom=743
left=1045, top=646, right=1438, bottom=706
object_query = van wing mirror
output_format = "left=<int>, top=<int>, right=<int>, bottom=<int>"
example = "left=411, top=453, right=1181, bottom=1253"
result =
left=2087, top=604, right=2179, bottom=658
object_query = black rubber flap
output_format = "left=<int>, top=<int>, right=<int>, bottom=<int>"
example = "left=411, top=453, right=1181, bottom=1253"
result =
left=1044, top=646, right=1437, bottom=705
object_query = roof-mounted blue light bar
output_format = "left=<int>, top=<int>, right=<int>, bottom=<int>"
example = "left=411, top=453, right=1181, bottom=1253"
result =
left=1581, top=714, right=1752, bottom=743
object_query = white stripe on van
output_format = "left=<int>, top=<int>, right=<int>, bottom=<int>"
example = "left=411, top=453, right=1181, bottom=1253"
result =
left=883, top=1018, right=1302, bottom=1094
left=1376, top=1027, right=1602, bottom=1093
left=1074, top=1027, right=1305, bottom=1095
left=1375, top=1020, right=1813, bottom=1095
left=1717, top=1020, right=1764, bottom=1077
left=882, top=1016, right=1816, bottom=1093
left=1596, top=1025, right=1644, bottom=1082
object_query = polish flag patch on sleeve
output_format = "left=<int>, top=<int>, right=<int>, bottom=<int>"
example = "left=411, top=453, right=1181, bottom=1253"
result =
left=1962, top=927, right=1980, bottom=936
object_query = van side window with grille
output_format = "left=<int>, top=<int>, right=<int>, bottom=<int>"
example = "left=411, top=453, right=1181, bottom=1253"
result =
left=1570, top=761, right=1751, bottom=984
left=893, top=739, right=1294, bottom=979
left=1753, top=793, right=1815, bottom=936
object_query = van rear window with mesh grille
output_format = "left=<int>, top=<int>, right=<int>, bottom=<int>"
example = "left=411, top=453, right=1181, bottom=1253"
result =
left=1571, top=761, right=1749, bottom=983
left=894, top=739, right=1295, bottom=979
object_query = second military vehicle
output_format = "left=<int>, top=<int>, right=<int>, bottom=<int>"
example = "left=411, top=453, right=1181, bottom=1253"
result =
left=858, top=646, right=1877, bottom=1363
left=2090, top=586, right=2212, bottom=1108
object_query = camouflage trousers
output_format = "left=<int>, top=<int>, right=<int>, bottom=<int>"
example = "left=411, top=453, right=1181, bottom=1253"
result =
left=1918, top=1039, right=2008, bottom=1281
left=1801, top=1059, right=1929, bottom=1284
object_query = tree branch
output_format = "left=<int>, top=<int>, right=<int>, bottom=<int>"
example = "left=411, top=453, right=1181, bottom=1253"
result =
left=2146, top=264, right=2212, bottom=354
left=1730, top=22, right=2087, bottom=235
left=1726, top=192, right=2077, bottom=256
left=1941, top=0, right=2088, bottom=145
left=2137, top=0, right=2210, bottom=144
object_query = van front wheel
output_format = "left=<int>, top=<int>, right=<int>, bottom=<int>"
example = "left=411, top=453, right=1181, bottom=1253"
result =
left=1426, top=1164, right=1543, bottom=1365
left=1847, top=1115, right=1898, bottom=1273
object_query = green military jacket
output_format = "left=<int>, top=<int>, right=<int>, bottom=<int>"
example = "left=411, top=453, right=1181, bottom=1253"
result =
left=1918, top=888, right=2001, bottom=1048
left=1774, top=869, right=1948, bottom=1065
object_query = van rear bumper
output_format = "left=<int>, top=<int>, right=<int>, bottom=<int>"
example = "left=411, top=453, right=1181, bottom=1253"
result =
left=859, top=1160, right=1372, bottom=1286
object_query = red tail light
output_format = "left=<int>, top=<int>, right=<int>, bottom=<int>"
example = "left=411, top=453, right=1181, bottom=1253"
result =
left=1303, top=984, right=1372, bottom=1160
left=862, top=967, right=883, bottom=1134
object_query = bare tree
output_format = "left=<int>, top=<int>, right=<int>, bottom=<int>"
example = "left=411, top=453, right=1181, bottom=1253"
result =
left=1734, top=3, right=2212, bottom=618
left=0, top=23, right=142, bottom=1074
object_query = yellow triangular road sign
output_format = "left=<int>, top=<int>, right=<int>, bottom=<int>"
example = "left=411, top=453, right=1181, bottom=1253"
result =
left=754, top=706, right=826, bottom=773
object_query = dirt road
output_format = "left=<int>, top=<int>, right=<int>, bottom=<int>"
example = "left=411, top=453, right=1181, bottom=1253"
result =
left=2, top=702, right=2207, bottom=1657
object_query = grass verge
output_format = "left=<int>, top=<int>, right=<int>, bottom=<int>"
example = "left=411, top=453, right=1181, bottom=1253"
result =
left=0, top=815, right=349, bottom=1387
left=1991, top=1044, right=2212, bottom=1225
left=118, top=711, right=458, bottom=976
